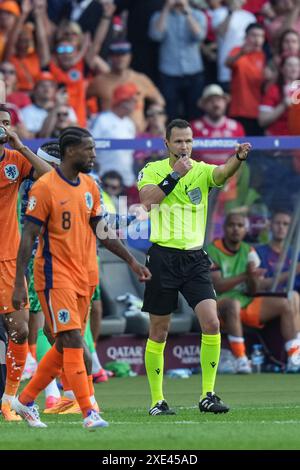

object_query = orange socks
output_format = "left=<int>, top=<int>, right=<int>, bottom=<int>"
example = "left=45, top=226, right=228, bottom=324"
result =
left=63, top=348, right=92, bottom=417
left=4, top=341, right=28, bottom=397
left=88, top=375, right=95, bottom=398
left=20, top=345, right=63, bottom=404
left=60, top=370, right=71, bottom=391
left=228, top=336, right=246, bottom=358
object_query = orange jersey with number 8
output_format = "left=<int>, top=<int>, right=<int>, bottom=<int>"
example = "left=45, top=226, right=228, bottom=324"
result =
left=25, top=168, right=101, bottom=296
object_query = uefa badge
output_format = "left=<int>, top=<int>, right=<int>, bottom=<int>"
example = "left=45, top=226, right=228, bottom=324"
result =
left=27, top=196, right=37, bottom=211
left=85, top=192, right=93, bottom=210
left=187, top=187, right=202, bottom=205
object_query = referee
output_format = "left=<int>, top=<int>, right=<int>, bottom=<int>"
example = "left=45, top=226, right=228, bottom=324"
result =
left=138, top=118, right=251, bottom=415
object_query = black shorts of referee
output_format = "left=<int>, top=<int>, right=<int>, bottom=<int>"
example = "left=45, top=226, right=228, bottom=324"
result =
left=142, top=244, right=216, bottom=315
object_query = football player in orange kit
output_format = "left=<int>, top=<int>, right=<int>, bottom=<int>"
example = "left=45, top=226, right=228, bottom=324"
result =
left=0, top=105, right=52, bottom=421
left=12, top=126, right=151, bottom=429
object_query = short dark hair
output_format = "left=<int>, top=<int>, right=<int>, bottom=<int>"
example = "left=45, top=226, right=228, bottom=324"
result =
left=0, top=104, right=12, bottom=118
left=166, top=119, right=191, bottom=141
left=224, top=212, right=247, bottom=225
left=245, top=23, right=265, bottom=35
left=271, top=209, right=292, bottom=220
left=59, top=126, right=92, bottom=159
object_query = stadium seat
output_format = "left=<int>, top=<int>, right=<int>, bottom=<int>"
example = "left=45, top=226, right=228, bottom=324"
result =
left=98, top=247, right=128, bottom=336
left=99, top=246, right=193, bottom=336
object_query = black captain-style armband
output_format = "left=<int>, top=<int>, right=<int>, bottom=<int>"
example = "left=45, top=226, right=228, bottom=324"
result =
left=158, top=172, right=181, bottom=195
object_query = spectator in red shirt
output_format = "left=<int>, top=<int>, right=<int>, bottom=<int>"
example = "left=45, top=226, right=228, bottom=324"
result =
left=226, top=22, right=266, bottom=135
left=191, top=83, right=245, bottom=163
left=259, top=55, right=300, bottom=135
left=191, top=84, right=245, bottom=158
left=266, top=29, right=300, bottom=82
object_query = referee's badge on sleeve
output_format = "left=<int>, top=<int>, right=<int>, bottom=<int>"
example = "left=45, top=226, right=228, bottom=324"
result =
left=138, top=171, right=143, bottom=182
left=187, top=188, right=202, bottom=205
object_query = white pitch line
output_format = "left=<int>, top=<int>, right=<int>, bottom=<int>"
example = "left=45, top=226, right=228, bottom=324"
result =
left=40, top=420, right=300, bottom=426
left=178, top=405, right=300, bottom=411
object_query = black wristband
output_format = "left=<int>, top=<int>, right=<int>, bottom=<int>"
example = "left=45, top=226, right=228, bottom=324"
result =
left=236, top=153, right=246, bottom=161
left=158, top=173, right=179, bottom=195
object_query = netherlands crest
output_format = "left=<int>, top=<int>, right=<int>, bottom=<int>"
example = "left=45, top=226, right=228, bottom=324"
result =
left=4, top=164, right=19, bottom=180
left=57, top=309, right=70, bottom=324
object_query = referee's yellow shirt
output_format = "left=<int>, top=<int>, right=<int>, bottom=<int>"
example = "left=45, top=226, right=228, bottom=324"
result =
left=137, top=158, right=222, bottom=250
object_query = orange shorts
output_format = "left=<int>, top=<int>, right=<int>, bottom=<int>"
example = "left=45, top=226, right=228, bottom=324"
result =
left=37, top=288, right=90, bottom=337
left=240, top=297, right=264, bottom=329
left=0, top=259, right=29, bottom=314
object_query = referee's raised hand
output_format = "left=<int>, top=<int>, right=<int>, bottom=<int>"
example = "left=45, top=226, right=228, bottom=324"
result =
left=173, top=156, right=192, bottom=176
left=236, top=142, right=252, bottom=161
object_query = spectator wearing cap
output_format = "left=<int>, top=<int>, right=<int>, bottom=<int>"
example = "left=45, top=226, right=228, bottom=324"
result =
left=20, top=72, right=77, bottom=137
left=90, top=82, right=137, bottom=187
left=148, top=0, right=207, bottom=121
left=190, top=84, right=245, bottom=162
left=4, top=0, right=50, bottom=92
left=87, top=41, right=165, bottom=133
left=225, top=22, right=265, bottom=136
left=0, top=1, right=20, bottom=62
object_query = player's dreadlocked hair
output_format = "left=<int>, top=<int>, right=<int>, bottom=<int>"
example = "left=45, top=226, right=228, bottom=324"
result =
left=59, top=126, right=92, bottom=160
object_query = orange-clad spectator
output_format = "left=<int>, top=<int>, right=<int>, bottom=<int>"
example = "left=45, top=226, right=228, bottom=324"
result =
left=4, top=0, right=50, bottom=92
left=259, top=55, right=300, bottom=135
left=46, top=13, right=112, bottom=127
left=226, top=22, right=265, bottom=135
left=49, top=42, right=89, bottom=128
left=87, top=41, right=165, bottom=133
left=0, top=1, right=20, bottom=62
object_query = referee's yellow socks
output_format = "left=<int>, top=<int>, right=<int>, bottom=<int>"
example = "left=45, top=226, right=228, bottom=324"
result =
left=200, top=333, right=221, bottom=399
left=145, top=339, right=166, bottom=408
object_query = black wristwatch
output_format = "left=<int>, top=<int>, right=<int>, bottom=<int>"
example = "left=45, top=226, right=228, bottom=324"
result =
left=236, top=153, right=246, bottom=162
left=170, top=171, right=181, bottom=181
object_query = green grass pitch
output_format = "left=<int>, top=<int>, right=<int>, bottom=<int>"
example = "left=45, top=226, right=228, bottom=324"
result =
left=1, top=374, right=300, bottom=450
